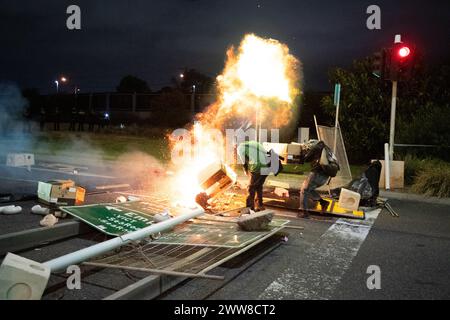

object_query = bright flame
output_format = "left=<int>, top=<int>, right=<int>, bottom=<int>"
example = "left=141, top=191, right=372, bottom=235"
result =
left=169, top=34, right=300, bottom=206
left=169, top=123, right=223, bottom=206
left=208, top=33, right=300, bottom=128
left=227, top=34, right=292, bottom=102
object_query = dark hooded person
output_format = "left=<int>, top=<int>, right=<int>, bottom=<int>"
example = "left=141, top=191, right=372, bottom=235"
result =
left=299, top=140, right=340, bottom=217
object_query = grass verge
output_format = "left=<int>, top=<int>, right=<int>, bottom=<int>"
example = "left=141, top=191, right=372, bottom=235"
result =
left=405, top=155, right=450, bottom=198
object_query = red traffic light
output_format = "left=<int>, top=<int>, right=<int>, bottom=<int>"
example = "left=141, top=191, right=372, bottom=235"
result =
left=398, top=46, right=411, bottom=58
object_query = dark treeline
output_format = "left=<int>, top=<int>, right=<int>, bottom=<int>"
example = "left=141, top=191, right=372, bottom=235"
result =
left=21, top=69, right=216, bottom=129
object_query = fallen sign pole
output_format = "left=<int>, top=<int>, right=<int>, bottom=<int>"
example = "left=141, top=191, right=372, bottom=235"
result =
left=44, top=207, right=204, bottom=271
left=0, top=207, right=204, bottom=300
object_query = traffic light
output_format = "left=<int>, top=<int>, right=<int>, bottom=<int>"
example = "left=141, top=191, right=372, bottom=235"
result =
left=372, top=49, right=393, bottom=80
left=389, top=42, right=414, bottom=81
left=398, top=46, right=411, bottom=58
left=372, top=50, right=385, bottom=78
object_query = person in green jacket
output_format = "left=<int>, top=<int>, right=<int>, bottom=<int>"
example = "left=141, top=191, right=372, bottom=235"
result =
left=237, top=141, right=271, bottom=211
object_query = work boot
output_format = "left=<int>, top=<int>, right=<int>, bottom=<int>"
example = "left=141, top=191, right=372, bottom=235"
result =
left=298, top=209, right=310, bottom=219
left=240, top=207, right=252, bottom=215
left=319, top=199, right=329, bottom=211
left=255, top=205, right=266, bottom=212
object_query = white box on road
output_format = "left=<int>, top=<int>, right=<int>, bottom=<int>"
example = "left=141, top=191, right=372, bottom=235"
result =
left=6, top=153, right=35, bottom=167
left=0, top=253, right=50, bottom=300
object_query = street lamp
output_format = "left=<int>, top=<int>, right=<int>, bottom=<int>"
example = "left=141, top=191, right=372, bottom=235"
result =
left=55, top=76, right=68, bottom=93
left=190, top=85, right=196, bottom=116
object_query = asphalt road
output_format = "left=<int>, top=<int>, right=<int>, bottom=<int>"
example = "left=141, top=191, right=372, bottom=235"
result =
left=1, top=160, right=449, bottom=300
left=161, top=198, right=450, bottom=300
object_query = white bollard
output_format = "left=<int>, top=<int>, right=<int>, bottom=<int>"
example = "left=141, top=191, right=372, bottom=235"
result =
left=384, top=143, right=391, bottom=190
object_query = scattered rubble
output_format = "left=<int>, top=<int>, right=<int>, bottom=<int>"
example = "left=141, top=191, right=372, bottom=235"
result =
left=153, top=211, right=171, bottom=223
left=39, top=214, right=59, bottom=227
left=115, top=196, right=127, bottom=203
left=274, top=187, right=289, bottom=197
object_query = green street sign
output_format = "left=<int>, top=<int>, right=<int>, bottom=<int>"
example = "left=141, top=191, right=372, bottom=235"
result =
left=334, top=83, right=341, bottom=106
left=60, top=201, right=201, bottom=236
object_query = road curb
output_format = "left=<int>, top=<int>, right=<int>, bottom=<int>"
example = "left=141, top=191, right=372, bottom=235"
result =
left=380, top=190, right=450, bottom=206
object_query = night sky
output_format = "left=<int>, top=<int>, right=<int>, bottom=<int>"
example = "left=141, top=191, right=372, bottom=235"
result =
left=1, top=0, right=449, bottom=93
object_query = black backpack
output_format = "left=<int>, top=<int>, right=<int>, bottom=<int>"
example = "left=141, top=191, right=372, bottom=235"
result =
left=319, top=146, right=340, bottom=177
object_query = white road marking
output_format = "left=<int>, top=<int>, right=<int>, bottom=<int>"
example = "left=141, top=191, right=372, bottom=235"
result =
left=259, top=208, right=381, bottom=300
left=30, top=167, right=115, bottom=178
left=0, top=164, right=115, bottom=179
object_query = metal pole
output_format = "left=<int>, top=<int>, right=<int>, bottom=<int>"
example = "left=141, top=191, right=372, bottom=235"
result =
left=255, top=105, right=259, bottom=142
left=43, top=208, right=204, bottom=272
left=389, top=80, right=398, bottom=161
left=190, top=85, right=196, bottom=117
left=313, top=115, right=320, bottom=140
left=333, top=84, right=341, bottom=153
left=258, top=108, right=262, bottom=143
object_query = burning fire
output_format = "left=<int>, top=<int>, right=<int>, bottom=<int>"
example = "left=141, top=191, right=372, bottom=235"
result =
left=170, top=122, right=224, bottom=207
left=169, top=34, right=300, bottom=207
left=200, top=34, right=300, bottom=128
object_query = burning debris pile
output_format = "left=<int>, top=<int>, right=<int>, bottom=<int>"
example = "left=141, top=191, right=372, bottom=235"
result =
left=167, top=34, right=301, bottom=208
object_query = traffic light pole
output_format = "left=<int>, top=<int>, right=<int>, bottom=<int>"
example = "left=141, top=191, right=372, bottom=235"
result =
left=389, top=80, right=398, bottom=161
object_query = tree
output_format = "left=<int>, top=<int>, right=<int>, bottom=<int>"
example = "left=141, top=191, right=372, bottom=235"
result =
left=321, top=56, right=450, bottom=162
left=22, top=88, right=41, bottom=115
left=116, top=75, right=151, bottom=93
left=395, top=63, right=450, bottom=160
left=173, top=68, right=214, bottom=94
left=321, top=58, right=392, bottom=163
left=151, top=87, right=191, bottom=127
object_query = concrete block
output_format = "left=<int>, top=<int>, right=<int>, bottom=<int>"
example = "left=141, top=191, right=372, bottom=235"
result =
left=287, top=143, right=302, bottom=156
left=0, top=253, right=50, bottom=300
left=237, top=210, right=274, bottom=231
left=338, top=188, right=361, bottom=211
